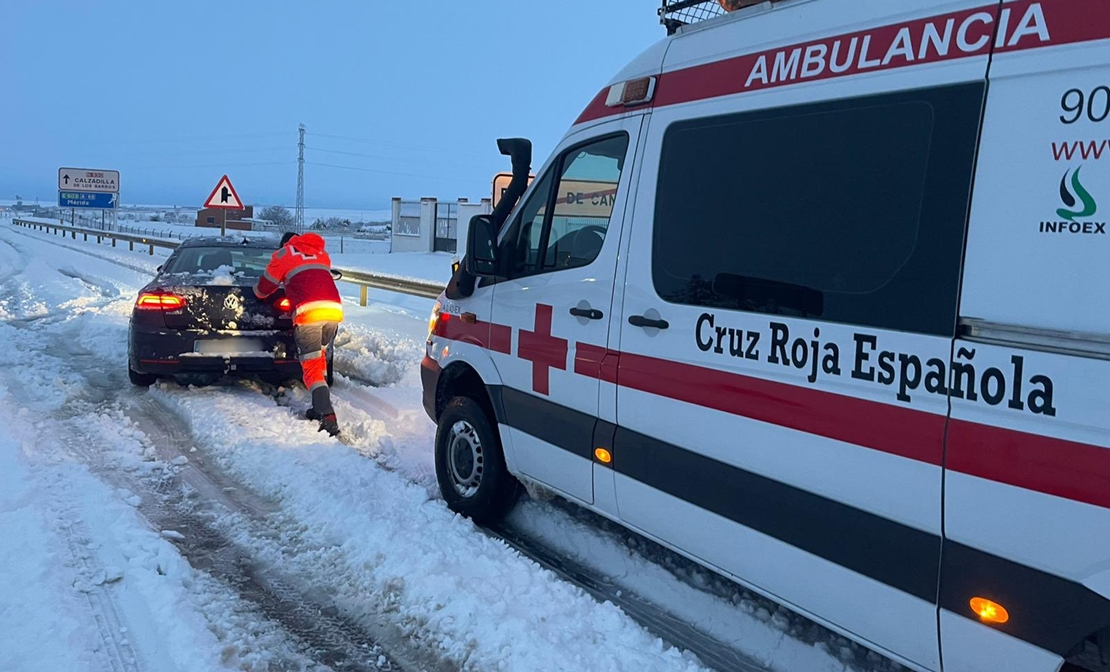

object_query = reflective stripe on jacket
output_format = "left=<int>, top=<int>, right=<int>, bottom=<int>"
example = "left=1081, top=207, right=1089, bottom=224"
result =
left=253, top=233, right=344, bottom=325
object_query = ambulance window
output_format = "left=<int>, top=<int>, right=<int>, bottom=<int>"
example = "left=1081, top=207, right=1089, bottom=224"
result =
left=652, top=83, right=983, bottom=336
left=503, top=134, right=629, bottom=279
left=545, top=135, right=629, bottom=272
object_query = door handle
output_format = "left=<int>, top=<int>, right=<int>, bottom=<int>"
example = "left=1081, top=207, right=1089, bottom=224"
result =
left=628, top=314, right=670, bottom=330
left=569, top=307, right=604, bottom=320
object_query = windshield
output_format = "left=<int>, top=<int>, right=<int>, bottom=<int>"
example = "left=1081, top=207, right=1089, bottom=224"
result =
left=163, top=246, right=272, bottom=278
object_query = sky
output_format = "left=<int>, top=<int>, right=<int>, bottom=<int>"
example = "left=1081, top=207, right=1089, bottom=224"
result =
left=2, top=2, right=663, bottom=210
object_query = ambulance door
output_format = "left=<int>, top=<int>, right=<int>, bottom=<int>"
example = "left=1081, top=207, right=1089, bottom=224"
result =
left=944, top=1, right=1110, bottom=669
left=489, top=116, right=642, bottom=505
left=611, top=3, right=997, bottom=668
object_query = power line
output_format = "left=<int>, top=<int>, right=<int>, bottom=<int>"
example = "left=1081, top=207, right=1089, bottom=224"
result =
left=303, top=145, right=480, bottom=171
left=310, top=131, right=489, bottom=157
left=108, top=146, right=291, bottom=158
left=305, top=161, right=461, bottom=182
left=91, top=131, right=293, bottom=147
left=305, top=146, right=399, bottom=160
left=118, top=161, right=296, bottom=170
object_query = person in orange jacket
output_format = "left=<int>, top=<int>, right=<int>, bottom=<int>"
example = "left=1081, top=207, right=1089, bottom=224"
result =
left=255, top=231, right=344, bottom=436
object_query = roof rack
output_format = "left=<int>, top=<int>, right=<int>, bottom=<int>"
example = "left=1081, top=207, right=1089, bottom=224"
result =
left=658, top=0, right=765, bottom=35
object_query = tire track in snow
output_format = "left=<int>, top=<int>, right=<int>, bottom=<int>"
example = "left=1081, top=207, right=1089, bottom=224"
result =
left=0, top=234, right=436, bottom=671
left=125, top=391, right=457, bottom=672
left=0, top=331, right=319, bottom=670
left=40, top=339, right=428, bottom=670
left=47, top=474, right=142, bottom=672
left=56, top=266, right=123, bottom=299
left=3, top=223, right=871, bottom=672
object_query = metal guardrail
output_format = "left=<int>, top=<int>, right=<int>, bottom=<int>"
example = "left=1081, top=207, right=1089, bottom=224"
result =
left=338, top=269, right=445, bottom=301
left=13, top=217, right=181, bottom=252
left=11, top=218, right=445, bottom=305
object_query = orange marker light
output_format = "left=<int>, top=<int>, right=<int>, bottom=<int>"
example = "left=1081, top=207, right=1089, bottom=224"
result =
left=970, top=597, right=1009, bottom=624
left=277, top=298, right=292, bottom=311
left=594, top=448, right=612, bottom=464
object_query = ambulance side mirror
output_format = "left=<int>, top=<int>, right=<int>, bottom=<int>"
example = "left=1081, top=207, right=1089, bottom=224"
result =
left=464, top=215, right=500, bottom=278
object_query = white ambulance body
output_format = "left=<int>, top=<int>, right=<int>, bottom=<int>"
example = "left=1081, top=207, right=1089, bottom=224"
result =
left=420, top=1, right=1110, bottom=669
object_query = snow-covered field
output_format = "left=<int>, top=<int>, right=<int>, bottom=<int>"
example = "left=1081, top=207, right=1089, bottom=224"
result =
left=0, top=221, right=884, bottom=672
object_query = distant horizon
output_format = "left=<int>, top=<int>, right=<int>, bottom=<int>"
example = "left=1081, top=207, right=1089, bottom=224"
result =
left=0, top=195, right=438, bottom=214
left=1, top=180, right=490, bottom=212
left=0, top=197, right=394, bottom=217
left=0, top=148, right=522, bottom=210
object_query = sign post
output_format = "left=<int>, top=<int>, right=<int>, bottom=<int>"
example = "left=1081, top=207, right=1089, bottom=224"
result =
left=58, top=167, right=120, bottom=230
left=58, top=191, right=118, bottom=209
left=203, top=175, right=244, bottom=236
left=59, top=168, right=119, bottom=194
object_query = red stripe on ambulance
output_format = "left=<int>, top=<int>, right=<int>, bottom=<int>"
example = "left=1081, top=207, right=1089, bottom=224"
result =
left=948, top=419, right=1110, bottom=511
left=437, top=315, right=512, bottom=354
left=576, top=0, right=1110, bottom=125
left=617, top=351, right=946, bottom=465
left=442, top=323, right=1110, bottom=511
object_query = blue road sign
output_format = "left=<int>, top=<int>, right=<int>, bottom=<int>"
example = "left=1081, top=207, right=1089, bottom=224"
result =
left=58, top=191, right=117, bottom=209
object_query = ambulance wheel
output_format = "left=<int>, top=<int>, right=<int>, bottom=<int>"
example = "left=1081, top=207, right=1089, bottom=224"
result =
left=128, top=365, right=158, bottom=387
left=435, top=396, right=520, bottom=524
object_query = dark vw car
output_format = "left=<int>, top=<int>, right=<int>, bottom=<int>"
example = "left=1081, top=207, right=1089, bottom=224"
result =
left=128, top=237, right=334, bottom=386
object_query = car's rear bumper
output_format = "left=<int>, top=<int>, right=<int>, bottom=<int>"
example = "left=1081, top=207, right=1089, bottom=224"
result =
left=420, top=355, right=441, bottom=422
left=130, top=328, right=301, bottom=377
left=134, top=356, right=303, bottom=376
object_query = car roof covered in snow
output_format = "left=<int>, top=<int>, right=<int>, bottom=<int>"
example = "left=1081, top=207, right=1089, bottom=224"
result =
left=176, top=236, right=279, bottom=250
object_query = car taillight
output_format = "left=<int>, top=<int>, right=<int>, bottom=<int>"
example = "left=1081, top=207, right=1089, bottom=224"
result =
left=277, top=298, right=291, bottom=311
left=136, top=292, right=187, bottom=311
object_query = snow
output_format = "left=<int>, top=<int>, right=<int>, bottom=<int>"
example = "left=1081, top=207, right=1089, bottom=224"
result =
left=0, top=230, right=323, bottom=671
left=0, top=427, right=90, bottom=672
left=203, top=265, right=238, bottom=286
left=0, top=219, right=868, bottom=672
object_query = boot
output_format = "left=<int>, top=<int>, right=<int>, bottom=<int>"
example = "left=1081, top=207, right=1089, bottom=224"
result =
left=305, top=408, right=320, bottom=421
left=318, top=413, right=340, bottom=437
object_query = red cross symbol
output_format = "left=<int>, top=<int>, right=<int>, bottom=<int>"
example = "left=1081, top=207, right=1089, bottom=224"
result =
left=517, top=304, right=568, bottom=395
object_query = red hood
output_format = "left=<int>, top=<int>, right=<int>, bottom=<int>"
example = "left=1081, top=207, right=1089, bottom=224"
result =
left=290, top=233, right=327, bottom=255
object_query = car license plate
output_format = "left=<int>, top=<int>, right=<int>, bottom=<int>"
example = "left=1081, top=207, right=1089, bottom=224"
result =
left=193, top=338, right=266, bottom=355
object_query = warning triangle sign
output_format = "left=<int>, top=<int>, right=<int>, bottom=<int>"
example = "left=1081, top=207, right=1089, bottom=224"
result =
left=203, top=175, right=244, bottom=209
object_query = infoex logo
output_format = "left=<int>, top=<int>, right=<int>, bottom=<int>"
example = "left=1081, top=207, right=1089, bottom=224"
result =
left=1057, top=166, right=1097, bottom=222
left=1040, top=165, right=1105, bottom=235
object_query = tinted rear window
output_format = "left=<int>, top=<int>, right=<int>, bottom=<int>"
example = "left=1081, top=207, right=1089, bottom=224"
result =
left=652, top=83, right=984, bottom=336
left=164, top=247, right=272, bottom=277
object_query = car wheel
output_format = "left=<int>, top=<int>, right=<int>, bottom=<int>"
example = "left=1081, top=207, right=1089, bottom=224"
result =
left=128, top=364, right=158, bottom=387
left=435, top=396, right=520, bottom=524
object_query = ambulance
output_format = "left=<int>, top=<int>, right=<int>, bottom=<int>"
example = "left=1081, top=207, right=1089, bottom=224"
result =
left=420, top=1, right=1110, bottom=669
